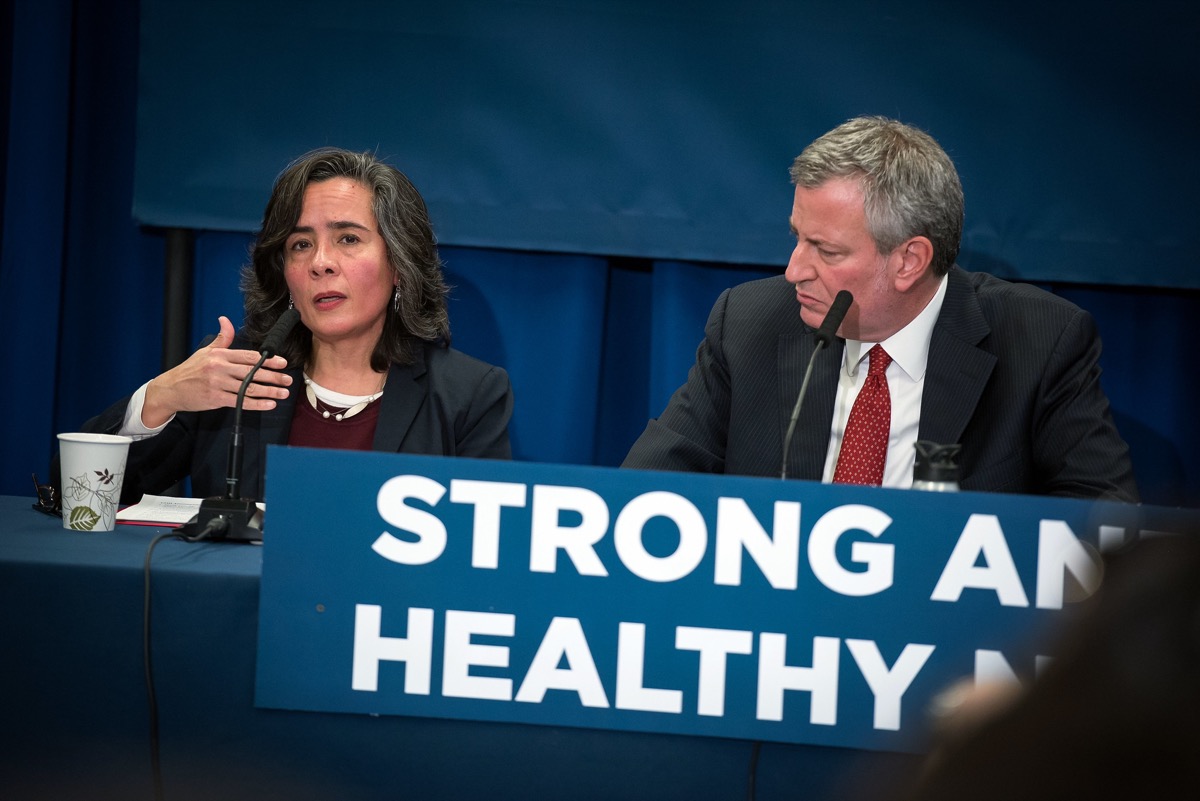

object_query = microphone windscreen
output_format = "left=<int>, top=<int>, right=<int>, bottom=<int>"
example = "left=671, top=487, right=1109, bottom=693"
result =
left=260, top=308, right=301, bottom=357
left=814, top=290, right=853, bottom=348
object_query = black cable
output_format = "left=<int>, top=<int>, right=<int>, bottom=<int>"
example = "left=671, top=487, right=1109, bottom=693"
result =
left=144, top=531, right=184, bottom=801
left=143, top=520, right=227, bottom=801
left=746, top=740, right=762, bottom=801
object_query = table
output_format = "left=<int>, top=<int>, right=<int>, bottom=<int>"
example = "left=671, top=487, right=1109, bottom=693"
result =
left=0, top=496, right=914, bottom=801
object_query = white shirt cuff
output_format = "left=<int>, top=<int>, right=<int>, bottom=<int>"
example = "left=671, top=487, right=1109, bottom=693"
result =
left=120, top=382, right=174, bottom=438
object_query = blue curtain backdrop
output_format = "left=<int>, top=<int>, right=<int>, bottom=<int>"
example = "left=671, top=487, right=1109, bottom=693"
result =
left=3, top=0, right=1199, bottom=508
left=131, top=0, right=1199, bottom=290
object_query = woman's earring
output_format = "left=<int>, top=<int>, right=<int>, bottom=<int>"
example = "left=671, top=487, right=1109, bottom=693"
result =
left=288, top=293, right=294, bottom=310
left=392, top=285, right=400, bottom=313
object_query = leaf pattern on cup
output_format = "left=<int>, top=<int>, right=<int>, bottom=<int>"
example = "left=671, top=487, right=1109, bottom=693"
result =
left=63, top=470, right=123, bottom=530
left=68, top=505, right=102, bottom=531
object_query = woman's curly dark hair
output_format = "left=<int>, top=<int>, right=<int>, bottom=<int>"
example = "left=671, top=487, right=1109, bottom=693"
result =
left=240, top=147, right=450, bottom=371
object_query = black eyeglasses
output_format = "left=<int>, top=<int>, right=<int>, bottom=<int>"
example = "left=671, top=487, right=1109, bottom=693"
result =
left=32, top=473, right=61, bottom=517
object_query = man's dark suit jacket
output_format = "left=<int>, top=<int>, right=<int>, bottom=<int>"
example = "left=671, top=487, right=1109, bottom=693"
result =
left=623, top=267, right=1139, bottom=502
left=80, top=340, right=513, bottom=504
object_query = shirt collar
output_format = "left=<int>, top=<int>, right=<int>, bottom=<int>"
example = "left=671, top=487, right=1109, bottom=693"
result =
left=842, top=274, right=949, bottom=380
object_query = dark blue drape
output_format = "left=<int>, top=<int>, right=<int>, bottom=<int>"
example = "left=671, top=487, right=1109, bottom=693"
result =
left=3, top=0, right=1199, bottom=509
left=131, top=0, right=1200, bottom=290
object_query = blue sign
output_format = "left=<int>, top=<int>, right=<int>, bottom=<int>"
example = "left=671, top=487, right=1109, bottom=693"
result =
left=255, top=447, right=1196, bottom=753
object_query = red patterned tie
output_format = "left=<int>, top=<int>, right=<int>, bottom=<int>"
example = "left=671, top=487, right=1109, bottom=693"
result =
left=833, top=345, right=892, bottom=486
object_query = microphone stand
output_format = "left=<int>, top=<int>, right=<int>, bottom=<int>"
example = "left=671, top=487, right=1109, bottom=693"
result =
left=187, top=352, right=270, bottom=542
left=178, top=309, right=299, bottom=542
left=179, top=353, right=268, bottom=542
left=780, top=290, right=853, bottom=480
left=780, top=340, right=829, bottom=479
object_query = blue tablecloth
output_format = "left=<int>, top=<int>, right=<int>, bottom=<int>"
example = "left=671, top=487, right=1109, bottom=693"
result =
left=0, top=495, right=912, bottom=801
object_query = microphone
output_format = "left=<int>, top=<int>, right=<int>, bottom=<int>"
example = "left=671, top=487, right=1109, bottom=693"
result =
left=258, top=307, right=300, bottom=359
left=781, top=290, right=852, bottom=479
left=186, top=309, right=301, bottom=542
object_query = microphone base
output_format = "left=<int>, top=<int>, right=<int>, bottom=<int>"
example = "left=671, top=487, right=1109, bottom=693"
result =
left=177, top=497, right=263, bottom=543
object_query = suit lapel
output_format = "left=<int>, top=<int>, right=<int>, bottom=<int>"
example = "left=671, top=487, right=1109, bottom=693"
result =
left=920, top=269, right=996, bottom=446
left=778, top=331, right=843, bottom=480
left=372, top=349, right=428, bottom=452
left=260, top=367, right=301, bottom=445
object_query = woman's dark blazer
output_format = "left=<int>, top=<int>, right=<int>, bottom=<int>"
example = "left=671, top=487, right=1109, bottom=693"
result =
left=80, top=340, right=513, bottom=503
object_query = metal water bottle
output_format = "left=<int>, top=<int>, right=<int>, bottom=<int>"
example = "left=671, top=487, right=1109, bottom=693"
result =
left=912, top=441, right=961, bottom=492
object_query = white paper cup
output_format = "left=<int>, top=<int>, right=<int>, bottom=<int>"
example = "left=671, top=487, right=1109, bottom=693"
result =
left=57, top=433, right=133, bottom=531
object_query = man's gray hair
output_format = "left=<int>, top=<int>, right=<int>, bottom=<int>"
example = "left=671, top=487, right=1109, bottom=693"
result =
left=790, top=116, right=964, bottom=276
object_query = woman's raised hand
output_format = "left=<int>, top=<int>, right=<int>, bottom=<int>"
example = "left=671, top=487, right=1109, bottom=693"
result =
left=141, top=316, right=293, bottom=428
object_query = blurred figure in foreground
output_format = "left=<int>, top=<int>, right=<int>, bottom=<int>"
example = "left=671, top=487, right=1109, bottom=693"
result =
left=894, top=533, right=1200, bottom=801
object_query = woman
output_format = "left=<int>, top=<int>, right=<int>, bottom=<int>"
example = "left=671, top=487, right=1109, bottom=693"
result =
left=82, top=147, right=512, bottom=503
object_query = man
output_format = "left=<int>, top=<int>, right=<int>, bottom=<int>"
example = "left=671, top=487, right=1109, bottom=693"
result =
left=622, top=116, right=1138, bottom=502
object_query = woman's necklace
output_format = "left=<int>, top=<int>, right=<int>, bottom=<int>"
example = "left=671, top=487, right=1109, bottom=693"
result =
left=303, top=372, right=386, bottom=422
